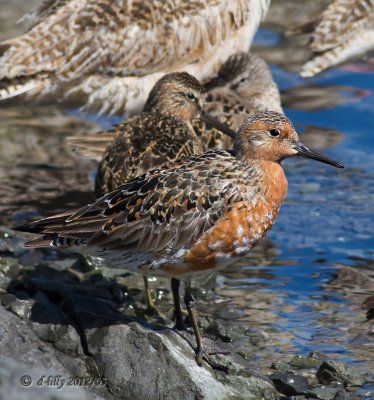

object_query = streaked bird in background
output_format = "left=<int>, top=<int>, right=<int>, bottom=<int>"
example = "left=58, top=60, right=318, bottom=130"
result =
left=194, top=52, right=283, bottom=149
left=0, top=0, right=270, bottom=116
left=67, top=52, right=282, bottom=160
left=287, top=0, right=374, bottom=77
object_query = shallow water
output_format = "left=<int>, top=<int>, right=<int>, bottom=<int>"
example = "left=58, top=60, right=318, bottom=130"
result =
left=0, top=0, right=373, bottom=397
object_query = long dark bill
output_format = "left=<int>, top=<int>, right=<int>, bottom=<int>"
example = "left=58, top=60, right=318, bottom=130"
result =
left=294, top=143, right=344, bottom=169
left=199, top=108, right=236, bottom=139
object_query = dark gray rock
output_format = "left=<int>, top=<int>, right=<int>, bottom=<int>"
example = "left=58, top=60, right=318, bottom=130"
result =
left=316, top=361, right=364, bottom=387
left=270, top=371, right=311, bottom=396
left=0, top=290, right=279, bottom=400
left=0, top=303, right=67, bottom=371
left=86, top=322, right=279, bottom=400
left=0, top=304, right=104, bottom=399
left=333, top=388, right=349, bottom=399
left=0, top=357, right=102, bottom=400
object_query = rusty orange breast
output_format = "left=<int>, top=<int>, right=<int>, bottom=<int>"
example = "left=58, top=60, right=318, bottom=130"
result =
left=161, top=161, right=288, bottom=277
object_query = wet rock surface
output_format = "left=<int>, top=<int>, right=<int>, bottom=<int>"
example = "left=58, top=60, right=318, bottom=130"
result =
left=0, top=229, right=369, bottom=400
left=0, top=233, right=280, bottom=400
left=270, top=371, right=311, bottom=396
left=269, top=353, right=367, bottom=400
left=317, top=361, right=365, bottom=387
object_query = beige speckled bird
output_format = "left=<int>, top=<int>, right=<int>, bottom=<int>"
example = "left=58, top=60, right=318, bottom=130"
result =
left=68, top=52, right=282, bottom=160
left=194, top=52, right=283, bottom=149
left=287, top=0, right=374, bottom=77
left=0, top=0, right=270, bottom=116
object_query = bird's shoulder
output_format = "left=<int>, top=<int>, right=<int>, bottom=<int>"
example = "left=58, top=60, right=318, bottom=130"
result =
left=80, top=150, right=253, bottom=223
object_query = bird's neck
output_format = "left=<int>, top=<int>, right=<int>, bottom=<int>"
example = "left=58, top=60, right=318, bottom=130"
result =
left=242, top=158, right=288, bottom=210
left=259, top=160, right=288, bottom=208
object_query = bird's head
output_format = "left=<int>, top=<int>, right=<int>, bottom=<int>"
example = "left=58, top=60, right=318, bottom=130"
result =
left=235, top=111, right=344, bottom=168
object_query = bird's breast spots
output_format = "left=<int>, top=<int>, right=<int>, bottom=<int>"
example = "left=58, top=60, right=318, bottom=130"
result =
left=180, top=202, right=277, bottom=273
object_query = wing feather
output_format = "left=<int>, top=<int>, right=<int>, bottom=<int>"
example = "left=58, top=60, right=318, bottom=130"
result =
left=309, top=0, right=374, bottom=52
left=16, top=151, right=253, bottom=259
left=94, top=113, right=202, bottom=196
left=0, top=0, right=256, bottom=81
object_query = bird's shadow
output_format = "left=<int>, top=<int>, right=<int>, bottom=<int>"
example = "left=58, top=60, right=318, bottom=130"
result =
left=5, top=261, right=169, bottom=357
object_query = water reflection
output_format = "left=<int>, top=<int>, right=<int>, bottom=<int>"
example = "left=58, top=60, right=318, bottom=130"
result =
left=0, top=106, right=97, bottom=222
left=282, top=85, right=369, bottom=111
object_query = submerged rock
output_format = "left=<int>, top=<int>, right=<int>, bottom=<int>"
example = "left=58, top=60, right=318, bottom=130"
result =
left=290, top=353, right=324, bottom=369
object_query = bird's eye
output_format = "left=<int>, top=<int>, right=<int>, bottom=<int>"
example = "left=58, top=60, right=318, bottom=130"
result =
left=239, top=77, right=247, bottom=84
left=186, top=92, right=196, bottom=102
left=269, top=129, right=280, bottom=137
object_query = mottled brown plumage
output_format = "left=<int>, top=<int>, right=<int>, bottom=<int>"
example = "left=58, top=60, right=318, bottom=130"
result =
left=194, top=52, right=283, bottom=149
left=68, top=52, right=282, bottom=162
left=0, top=0, right=270, bottom=116
left=80, top=72, right=234, bottom=196
left=18, top=111, right=343, bottom=275
left=287, top=0, right=374, bottom=77
left=94, top=113, right=203, bottom=196
left=68, top=71, right=235, bottom=315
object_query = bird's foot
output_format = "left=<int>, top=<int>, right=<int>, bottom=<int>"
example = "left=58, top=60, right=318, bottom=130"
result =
left=144, top=303, right=162, bottom=316
left=142, top=304, right=168, bottom=325
left=173, top=320, right=193, bottom=334
left=195, top=346, right=230, bottom=372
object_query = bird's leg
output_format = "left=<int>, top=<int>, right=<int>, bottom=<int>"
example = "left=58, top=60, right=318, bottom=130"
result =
left=184, top=283, right=230, bottom=372
left=171, top=278, right=188, bottom=331
left=143, top=276, right=160, bottom=315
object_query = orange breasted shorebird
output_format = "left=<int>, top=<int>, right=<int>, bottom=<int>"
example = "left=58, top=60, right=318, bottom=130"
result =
left=68, top=71, right=235, bottom=313
left=15, top=111, right=344, bottom=371
left=0, top=0, right=270, bottom=116
left=287, top=0, right=374, bottom=77
left=66, top=54, right=280, bottom=312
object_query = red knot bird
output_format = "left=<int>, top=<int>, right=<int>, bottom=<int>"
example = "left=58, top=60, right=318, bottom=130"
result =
left=68, top=71, right=235, bottom=313
left=0, top=0, right=270, bottom=116
left=287, top=0, right=374, bottom=77
left=15, top=111, right=343, bottom=371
